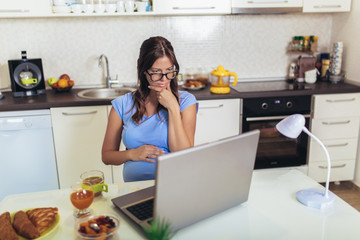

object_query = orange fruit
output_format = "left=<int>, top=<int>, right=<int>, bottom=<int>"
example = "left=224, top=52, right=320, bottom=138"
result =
left=58, top=78, right=69, bottom=88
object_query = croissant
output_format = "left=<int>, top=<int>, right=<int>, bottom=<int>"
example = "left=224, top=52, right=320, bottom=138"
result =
left=0, top=211, right=19, bottom=240
left=13, top=211, right=40, bottom=239
left=26, top=207, right=58, bottom=234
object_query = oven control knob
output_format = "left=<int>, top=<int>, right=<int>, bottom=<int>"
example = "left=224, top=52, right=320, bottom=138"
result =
left=261, top=102, right=269, bottom=110
left=286, top=101, right=293, bottom=108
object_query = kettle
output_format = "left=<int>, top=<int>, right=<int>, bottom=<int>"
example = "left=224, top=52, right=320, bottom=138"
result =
left=209, top=65, right=238, bottom=94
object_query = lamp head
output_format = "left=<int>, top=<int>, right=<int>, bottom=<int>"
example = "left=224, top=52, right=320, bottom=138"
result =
left=276, top=114, right=305, bottom=139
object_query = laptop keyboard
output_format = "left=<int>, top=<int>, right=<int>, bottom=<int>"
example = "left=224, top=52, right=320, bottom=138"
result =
left=126, top=198, right=154, bottom=221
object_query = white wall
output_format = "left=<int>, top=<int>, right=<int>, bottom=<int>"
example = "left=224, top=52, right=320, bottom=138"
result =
left=332, top=2, right=360, bottom=186
left=0, top=14, right=333, bottom=89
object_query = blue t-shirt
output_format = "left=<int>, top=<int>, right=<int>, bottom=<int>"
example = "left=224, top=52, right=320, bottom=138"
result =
left=111, top=90, right=198, bottom=182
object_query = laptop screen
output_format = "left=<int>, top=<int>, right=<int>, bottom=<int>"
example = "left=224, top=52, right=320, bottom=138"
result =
left=154, top=130, right=260, bottom=230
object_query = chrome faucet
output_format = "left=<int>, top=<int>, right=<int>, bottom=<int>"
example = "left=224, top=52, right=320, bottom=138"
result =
left=98, top=54, right=118, bottom=88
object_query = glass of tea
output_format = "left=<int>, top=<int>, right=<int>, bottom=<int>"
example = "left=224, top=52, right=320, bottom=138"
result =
left=80, top=170, right=108, bottom=197
left=70, top=183, right=94, bottom=218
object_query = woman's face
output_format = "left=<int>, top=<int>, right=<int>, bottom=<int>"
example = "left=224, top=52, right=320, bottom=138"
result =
left=145, top=56, right=175, bottom=89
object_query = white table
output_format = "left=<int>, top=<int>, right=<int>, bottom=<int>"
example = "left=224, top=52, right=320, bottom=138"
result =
left=1, top=169, right=360, bottom=240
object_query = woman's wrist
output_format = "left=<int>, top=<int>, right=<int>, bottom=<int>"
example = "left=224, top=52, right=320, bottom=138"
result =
left=167, top=104, right=180, bottom=115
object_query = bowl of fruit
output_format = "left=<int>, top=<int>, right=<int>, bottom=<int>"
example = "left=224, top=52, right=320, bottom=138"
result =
left=48, top=74, right=74, bottom=92
left=75, top=214, right=119, bottom=240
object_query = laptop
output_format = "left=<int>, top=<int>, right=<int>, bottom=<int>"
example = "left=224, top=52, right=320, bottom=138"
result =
left=111, top=130, right=260, bottom=231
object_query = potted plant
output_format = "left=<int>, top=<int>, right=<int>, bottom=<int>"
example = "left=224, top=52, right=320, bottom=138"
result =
left=143, top=218, right=177, bottom=240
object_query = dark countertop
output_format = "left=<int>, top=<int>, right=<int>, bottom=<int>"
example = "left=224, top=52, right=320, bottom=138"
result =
left=1, top=81, right=360, bottom=111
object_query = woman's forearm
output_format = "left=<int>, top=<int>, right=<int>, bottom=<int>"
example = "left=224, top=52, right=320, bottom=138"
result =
left=102, top=149, right=131, bottom=165
left=167, top=106, right=194, bottom=152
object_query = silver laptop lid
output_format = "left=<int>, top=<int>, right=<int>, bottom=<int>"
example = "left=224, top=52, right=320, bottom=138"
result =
left=154, top=130, right=260, bottom=231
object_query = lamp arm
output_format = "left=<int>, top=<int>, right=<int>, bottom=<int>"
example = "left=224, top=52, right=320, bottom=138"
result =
left=302, top=126, right=331, bottom=198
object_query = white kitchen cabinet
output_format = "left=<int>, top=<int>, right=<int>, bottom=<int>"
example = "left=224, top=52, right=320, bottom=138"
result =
left=0, top=0, right=51, bottom=17
left=51, top=105, right=112, bottom=188
left=308, top=93, right=360, bottom=182
left=154, top=0, right=231, bottom=15
left=231, top=0, right=302, bottom=14
left=195, top=99, right=240, bottom=146
left=303, top=0, right=351, bottom=13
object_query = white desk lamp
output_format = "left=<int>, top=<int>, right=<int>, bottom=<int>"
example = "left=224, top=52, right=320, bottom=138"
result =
left=276, top=114, right=335, bottom=209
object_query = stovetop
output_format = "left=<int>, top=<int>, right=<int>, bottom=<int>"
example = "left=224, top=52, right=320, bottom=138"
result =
left=231, top=80, right=315, bottom=93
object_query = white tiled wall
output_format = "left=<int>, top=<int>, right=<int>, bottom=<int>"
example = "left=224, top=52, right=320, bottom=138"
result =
left=0, top=14, right=333, bottom=89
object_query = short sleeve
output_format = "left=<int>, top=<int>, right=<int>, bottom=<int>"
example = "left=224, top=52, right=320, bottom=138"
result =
left=179, top=91, right=199, bottom=113
left=111, top=92, right=134, bottom=120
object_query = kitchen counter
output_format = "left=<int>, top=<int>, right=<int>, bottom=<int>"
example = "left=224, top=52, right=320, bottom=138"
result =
left=0, top=81, right=360, bottom=111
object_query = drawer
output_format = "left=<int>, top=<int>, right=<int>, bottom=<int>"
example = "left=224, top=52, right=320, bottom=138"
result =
left=310, top=117, right=360, bottom=139
left=312, top=93, right=360, bottom=119
left=303, top=0, right=351, bottom=13
left=308, top=138, right=358, bottom=162
left=308, top=160, right=355, bottom=182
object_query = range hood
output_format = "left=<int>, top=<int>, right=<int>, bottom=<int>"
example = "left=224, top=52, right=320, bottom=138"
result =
left=231, top=0, right=303, bottom=15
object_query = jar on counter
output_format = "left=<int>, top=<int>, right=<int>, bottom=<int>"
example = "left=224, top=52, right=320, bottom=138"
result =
left=303, top=36, right=310, bottom=52
left=298, top=36, right=304, bottom=51
left=320, top=53, right=330, bottom=81
left=310, top=36, right=319, bottom=52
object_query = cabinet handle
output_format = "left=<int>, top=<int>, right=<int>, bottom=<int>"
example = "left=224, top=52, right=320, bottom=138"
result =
left=319, top=164, right=346, bottom=169
left=321, top=120, right=350, bottom=125
left=313, top=5, right=342, bottom=9
left=325, top=98, right=356, bottom=103
left=62, top=110, right=98, bottom=116
left=199, top=104, right=224, bottom=109
left=325, top=142, right=348, bottom=148
left=0, top=9, right=30, bottom=13
left=173, top=6, right=215, bottom=10
left=247, top=0, right=288, bottom=3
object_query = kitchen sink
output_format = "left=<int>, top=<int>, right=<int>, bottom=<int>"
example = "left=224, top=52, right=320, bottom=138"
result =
left=77, top=87, right=136, bottom=100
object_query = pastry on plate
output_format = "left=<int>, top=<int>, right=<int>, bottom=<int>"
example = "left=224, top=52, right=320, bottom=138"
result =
left=26, top=207, right=58, bottom=234
left=13, top=210, right=40, bottom=239
left=0, top=211, right=19, bottom=240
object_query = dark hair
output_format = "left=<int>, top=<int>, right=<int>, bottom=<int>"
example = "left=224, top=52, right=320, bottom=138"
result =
left=131, top=36, right=180, bottom=124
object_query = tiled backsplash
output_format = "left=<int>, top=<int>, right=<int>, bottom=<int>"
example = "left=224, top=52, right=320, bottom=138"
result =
left=0, top=14, right=332, bottom=89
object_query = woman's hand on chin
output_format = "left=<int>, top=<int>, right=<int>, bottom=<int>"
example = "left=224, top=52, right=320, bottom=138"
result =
left=148, top=85, right=178, bottom=110
left=129, top=145, right=164, bottom=163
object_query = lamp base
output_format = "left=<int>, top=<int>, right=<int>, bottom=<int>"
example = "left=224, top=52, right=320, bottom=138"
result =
left=296, top=188, right=335, bottom=209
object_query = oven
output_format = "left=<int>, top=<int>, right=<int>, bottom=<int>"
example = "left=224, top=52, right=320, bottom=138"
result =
left=241, top=95, right=312, bottom=169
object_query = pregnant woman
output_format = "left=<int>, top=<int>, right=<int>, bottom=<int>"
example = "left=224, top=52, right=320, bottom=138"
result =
left=102, top=36, right=198, bottom=182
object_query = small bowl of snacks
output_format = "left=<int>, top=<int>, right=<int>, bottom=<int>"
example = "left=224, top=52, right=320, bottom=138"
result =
left=75, top=214, right=119, bottom=240
left=182, top=80, right=206, bottom=91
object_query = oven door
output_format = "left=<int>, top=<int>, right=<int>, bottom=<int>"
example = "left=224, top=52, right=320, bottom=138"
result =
left=243, top=114, right=310, bottom=169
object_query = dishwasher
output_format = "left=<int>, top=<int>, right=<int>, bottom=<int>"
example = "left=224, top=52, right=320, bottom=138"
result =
left=0, top=109, right=59, bottom=201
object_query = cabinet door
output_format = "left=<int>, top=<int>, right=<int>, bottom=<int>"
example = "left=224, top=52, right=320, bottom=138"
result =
left=303, top=0, right=351, bottom=12
left=308, top=160, right=355, bottom=182
left=51, top=106, right=111, bottom=189
left=312, top=93, right=360, bottom=119
left=309, top=138, right=358, bottom=162
left=0, top=0, right=51, bottom=17
left=154, top=0, right=231, bottom=14
left=310, top=117, right=360, bottom=140
left=231, top=0, right=302, bottom=8
left=195, top=99, right=240, bottom=146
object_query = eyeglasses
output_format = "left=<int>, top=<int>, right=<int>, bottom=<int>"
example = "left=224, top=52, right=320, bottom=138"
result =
left=146, top=70, right=178, bottom=82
